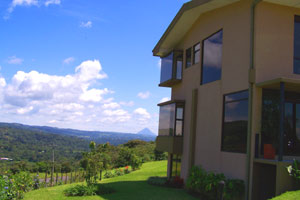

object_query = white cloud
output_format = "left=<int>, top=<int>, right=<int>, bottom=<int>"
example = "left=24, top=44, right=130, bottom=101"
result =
left=8, top=0, right=38, bottom=13
left=158, top=59, right=161, bottom=68
left=120, top=101, right=134, bottom=107
left=63, top=57, right=75, bottom=64
left=45, top=0, right=60, bottom=6
left=80, top=21, right=92, bottom=28
left=0, top=59, right=158, bottom=133
left=7, top=56, right=23, bottom=65
left=159, top=97, right=170, bottom=103
left=134, top=108, right=151, bottom=119
left=137, top=91, right=150, bottom=99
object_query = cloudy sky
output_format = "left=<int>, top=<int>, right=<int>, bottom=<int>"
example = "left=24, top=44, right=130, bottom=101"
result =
left=0, top=0, right=189, bottom=134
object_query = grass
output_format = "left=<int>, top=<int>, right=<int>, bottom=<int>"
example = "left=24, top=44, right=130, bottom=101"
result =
left=271, top=190, right=300, bottom=200
left=24, top=161, right=198, bottom=200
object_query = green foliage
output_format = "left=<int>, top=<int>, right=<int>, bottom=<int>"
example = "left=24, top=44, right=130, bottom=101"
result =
left=154, top=149, right=168, bottom=161
left=130, top=154, right=142, bottom=170
left=287, top=159, right=300, bottom=184
left=63, top=184, right=115, bottom=197
left=0, top=171, right=34, bottom=200
left=186, top=166, right=244, bottom=200
left=147, top=176, right=168, bottom=186
left=104, top=171, right=115, bottom=179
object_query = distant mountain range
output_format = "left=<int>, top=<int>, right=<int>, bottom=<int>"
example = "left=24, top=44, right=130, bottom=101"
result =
left=0, top=122, right=156, bottom=146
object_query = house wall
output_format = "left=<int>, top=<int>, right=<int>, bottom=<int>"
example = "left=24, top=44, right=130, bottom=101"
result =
left=255, top=2, right=300, bottom=83
left=170, top=0, right=252, bottom=181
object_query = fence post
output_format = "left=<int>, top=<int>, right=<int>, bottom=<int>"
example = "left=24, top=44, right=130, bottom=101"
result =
left=44, top=172, right=48, bottom=187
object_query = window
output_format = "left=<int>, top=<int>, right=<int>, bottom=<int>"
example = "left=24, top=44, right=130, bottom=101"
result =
left=185, top=48, right=192, bottom=68
left=159, top=51, right=183, bottom=86
left=158, top=102, right=184, bottom=136
left=193, top=43, right=200, bottom=64
left=294, top=16, right=300, bottom=74
left=201, top=30, right=223, bottom=84
left=222, top=90, right=248, bottom=153
left=170, top=154, right=181, bottom=177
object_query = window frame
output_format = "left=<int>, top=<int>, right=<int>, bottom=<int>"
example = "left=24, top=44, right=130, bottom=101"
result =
left=193, top=42, right=201, bottom=65
left=221, top=89, right=249, bottom=154
left=200, top=29, right=223, bottom=85
left=174, top=104, right=185, bottom=136
left=185, top=47, right=192, bottom=68
left=294, top=15, right=300, bottom=74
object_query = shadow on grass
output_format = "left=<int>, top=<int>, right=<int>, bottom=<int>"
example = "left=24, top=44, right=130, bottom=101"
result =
left=95, top=180, right=197, bottom=200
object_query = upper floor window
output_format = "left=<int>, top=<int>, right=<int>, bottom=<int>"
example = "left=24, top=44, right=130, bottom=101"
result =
left=294, top=16, right=300, bottom=74
left=221, top=90, right=248, bottom=153
left=193, top=43, right=200, bottom=64
left=158, top=101, right=184, bottom=137
left=201, top=30, right=223, bottom=84
left=159, top=51, right=183, bottom=87
left=185, top=48, right=192, bottom=68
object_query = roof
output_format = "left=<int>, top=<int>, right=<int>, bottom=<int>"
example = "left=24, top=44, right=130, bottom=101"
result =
left=153, top=0, right=300, bottom=57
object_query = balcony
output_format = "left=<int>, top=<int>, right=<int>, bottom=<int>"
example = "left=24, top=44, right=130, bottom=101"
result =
left=155, top=101, right=184, bottom=154
left=159, top=51, right=183, bottom=87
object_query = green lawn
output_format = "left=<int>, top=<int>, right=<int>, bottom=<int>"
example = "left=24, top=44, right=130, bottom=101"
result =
left=271, top=190, right=300, bottom=200
left=24, top=161, right=197, bottom=200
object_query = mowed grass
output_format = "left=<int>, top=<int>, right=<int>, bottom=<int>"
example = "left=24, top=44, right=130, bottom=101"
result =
left=24, top=161, right=198, bottom=200
left=271, top=190, right=300, bottom=200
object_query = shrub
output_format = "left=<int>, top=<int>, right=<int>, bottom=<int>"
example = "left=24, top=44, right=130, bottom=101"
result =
left=130, top=154, right=142, bottom=170
left=147, top=176, right=168, bottom=186
left=166, top=176, right=184, bottom=188
left=124, top=166, right=130, bottom=174
left=104, top=171, right=115, bottom=179
left=64, top=184, right=114, bottom=196
left=287, top=159, right=300, bottom=185
left=186, top=166, right=244, bottom=200
left=114, top=168, right=124, bottom=176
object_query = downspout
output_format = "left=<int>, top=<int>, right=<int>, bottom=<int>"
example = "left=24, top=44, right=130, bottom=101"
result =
left=246, top=0, right=261, bottom=200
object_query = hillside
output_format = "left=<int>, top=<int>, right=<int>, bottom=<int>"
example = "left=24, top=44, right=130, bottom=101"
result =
left=0, top=125, right=90, bottom=163
left=0, top=122, right=156, bottom=145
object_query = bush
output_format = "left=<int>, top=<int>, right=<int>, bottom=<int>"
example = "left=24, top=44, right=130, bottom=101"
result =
left=104, top=171, right=115, bottom=179
left=147, top=176, right=168, bottom=186
left=64, top=184, right=114, bottom=196
left=186, top=166, right=244, bottom=200
left=114, top=168, right=124, bottom=176
left=166, top=176, right=184, bottom=188
left=287, top=159, right=300, bottom=185
left=124, top=166, right=130, bottom=174
left=130, top=154, right=142, bottom=170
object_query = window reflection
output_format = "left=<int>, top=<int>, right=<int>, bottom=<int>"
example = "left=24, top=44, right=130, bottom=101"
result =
left=185, top=48, right=192, bottom=68
left=294, top=16, right=300, bottom=74
left=222, top=90, right=248, bottom=153
left=160, top=52, right=173, bottom=83
left=202, top=30, right=223, bottom=84
left=193, top=43, right=200, bottom=64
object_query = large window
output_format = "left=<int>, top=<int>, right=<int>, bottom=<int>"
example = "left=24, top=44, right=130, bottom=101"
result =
left=158, top=102, right=184, bottom=136
left=294, top=16, right=300, bottom=74
left=261, top=90, right=300, bottom=156
left=193, top=43, right=200, bottom=64
left=201, top=30, right=223, bottom=84
left=170, top=154, right=181, bottom=177
left=185, top=48, right=192, bottom=68
left=222, top=90, right=248, bottom=153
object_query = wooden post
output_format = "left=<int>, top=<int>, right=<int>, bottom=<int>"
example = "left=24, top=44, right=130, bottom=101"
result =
left=44, top=172, right=48, bottom=187
left=65, top=172, right=67, bottom=184
left=56, top=172, right=58, bottom=185
left=70, top=172, right=73, bottom=184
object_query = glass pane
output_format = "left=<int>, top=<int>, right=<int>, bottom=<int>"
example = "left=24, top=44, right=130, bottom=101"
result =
left=176, top=56, right=182, bottom=80
left=222, top=98, right=248, bottom=153
left=296, top=104, right=300, bottom=140
left=185, top=48, right=192, bottom=68
left=193, top=43, right=200, bottom=64
left=175, top=120, right=183, bottom=136
left=158, top=103, right=175, bottom=136
left=225, top=90, right=248, bottom=102
left=176, top=107, right=183, bottom=119
left=284, top=103, right=294, bottom=155
left=294, top=17, right=300, bottom=74
left=171, top=155, right=176, bottom=177
left=160, top=52, right=173, bottom=83
left=202, top=30, right=223, bottom=84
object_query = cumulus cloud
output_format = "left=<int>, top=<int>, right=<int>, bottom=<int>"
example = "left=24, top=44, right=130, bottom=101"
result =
left=7, top=56, right=23, bottom=65
left=80, top=21, right=92, bottom=28
left=0, top=59, right=157, bottom=133
left=45, top=0, right=60, bottom=6
left=134, top=108, right=151, bottom=119
left=159, top=97, right=170, bottom=103
left=63, top=57, right=75, bottom=64
left=8, top=0, right=38, bottom=13
left=137, top=91, right=150, bottom=99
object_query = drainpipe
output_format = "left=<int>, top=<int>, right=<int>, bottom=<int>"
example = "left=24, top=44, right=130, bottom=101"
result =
left=246, top=0, right=261, bottom=200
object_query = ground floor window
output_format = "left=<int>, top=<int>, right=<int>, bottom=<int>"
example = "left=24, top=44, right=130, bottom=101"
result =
left=170, top=154, right=181, bottom=177
left=221, top=90, right=249, bottom=153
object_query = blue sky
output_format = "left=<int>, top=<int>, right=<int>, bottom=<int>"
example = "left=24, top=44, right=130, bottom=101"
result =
left=0, top=0, right=189, bottom=134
